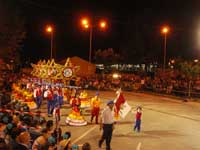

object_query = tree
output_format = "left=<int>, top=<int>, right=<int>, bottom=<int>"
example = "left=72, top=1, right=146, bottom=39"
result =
left=0, top=0, right=26, bottom=64
left=94, top=48, right=124, bottom=64
left=177, top=61, right=200, bottom=98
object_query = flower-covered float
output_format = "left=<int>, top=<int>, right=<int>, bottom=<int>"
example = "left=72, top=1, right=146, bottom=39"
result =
left=79, top=90, right=90, bottom=108
left=12, top=84, right=37, bottom=109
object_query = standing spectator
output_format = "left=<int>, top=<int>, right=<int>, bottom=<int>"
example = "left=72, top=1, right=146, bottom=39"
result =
left=133, top=106, right=142, bottom=132
left=99, top=100, right=115, bottom=150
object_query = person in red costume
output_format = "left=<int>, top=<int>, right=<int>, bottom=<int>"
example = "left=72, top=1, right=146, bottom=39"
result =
left=90, top=92, right=100, bottom=124
left=71, top=92, right=81, bottom=113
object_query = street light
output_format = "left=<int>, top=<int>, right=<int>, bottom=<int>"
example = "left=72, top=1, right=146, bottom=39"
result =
left=161, top=26, right=169, bottom=72
left=46, top=25, right=53, bottom=60
left=81, top=18, right=107, bottom=63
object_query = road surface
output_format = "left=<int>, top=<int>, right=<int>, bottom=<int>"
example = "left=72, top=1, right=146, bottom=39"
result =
left=39, top=90, right=200, bottom=150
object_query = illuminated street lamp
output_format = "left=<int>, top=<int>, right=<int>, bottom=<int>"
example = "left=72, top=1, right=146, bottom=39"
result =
left=99, top=20, right=107, bottom=28
left=46, top=25, right=54, bottom=60
left=161, top=26, right=169, bottom=71
left=81, top=18, right=107, bottom=63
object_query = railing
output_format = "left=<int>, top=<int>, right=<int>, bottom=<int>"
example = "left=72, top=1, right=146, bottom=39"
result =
left=83, top=82, right=200, bottom=99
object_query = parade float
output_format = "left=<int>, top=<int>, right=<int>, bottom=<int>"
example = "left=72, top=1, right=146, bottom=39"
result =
left=79, top=90, right=91, bottom=108
left=31, top=58, right=87, bottom=126
left=12, top=83, right=37, bottom=110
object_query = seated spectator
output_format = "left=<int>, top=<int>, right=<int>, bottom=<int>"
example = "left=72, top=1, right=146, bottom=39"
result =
left=82, top=142, right=91, bottom=150
left=32, top=128, right=49, bottom=150
left=58, top=131, right=71, bottom=150
left=0, top=138, right=11, bottom=150
left=15, top=131, right=31, bottom=150
left=9, top=127, right=21, bottom=150
left=47, top=136, right=57, bottom=150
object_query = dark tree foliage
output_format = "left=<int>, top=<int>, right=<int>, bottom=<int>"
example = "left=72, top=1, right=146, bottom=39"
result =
left=94, top=48, right=124, bottom=64
left=0, top=0, right=25, bottom=63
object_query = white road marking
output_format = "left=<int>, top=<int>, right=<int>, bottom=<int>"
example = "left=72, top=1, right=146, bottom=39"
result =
left=136, top=142, right=142, bottom=150
left=72, top=125, right=97, bottom=144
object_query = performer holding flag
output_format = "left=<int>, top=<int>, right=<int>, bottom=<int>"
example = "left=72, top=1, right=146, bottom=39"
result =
left=114, top=88, right=131, bottom=120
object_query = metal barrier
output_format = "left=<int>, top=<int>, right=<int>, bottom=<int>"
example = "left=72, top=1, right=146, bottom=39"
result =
left=142, top=86, right=200, bottom=99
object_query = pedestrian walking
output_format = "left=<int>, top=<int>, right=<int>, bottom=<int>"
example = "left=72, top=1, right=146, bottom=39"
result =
left=133, top=106, right=142, bottom=132
left=99, top=100, right=115, bottom=150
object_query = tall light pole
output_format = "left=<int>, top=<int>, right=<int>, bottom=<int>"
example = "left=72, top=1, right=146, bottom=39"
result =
left=81, top=18, right=107, bottom=63
left=46, top=25, right=53, bottom=60
left=161, top=26, right=169, bottom=72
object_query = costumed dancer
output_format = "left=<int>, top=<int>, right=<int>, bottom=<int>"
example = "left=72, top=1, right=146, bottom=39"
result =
left=66, top=90, right=87, bottom=126
left=44, top=86, right=54, bottom=117
left=71, top=92, right=81, bottom=113
left=90, top=92, right=100, bottom=124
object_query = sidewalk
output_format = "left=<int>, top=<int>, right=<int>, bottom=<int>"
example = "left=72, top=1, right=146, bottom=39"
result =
left=136, top=90, right=200, bottom=102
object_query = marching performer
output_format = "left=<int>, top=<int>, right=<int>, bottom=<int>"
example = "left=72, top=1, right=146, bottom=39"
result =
left=90, top=92, right=100, bottom=124
left=44, top=86, right=54, bottom=117
left=57, top=86, right=64, bottom=107
left=33, top=84, right=42, bottom=109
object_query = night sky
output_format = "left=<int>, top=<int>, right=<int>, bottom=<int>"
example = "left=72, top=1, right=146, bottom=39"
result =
left=16, top=0, right=200, bottom=63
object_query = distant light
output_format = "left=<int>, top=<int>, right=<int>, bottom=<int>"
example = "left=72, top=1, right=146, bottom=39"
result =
left=81, top=18, right=89, bottom=25
left=112, top=73, right=119, bottom=79
left=161, top=26, right=169, bottom=34
left=84, top=24, right=89, bottom=28
left=100, top=21, right=106, bottom=28
left=46, top=26, right=53, bottom=33
left=194, top=59, right=199, bottom=63
left=171, top=59, right=175, bottom=64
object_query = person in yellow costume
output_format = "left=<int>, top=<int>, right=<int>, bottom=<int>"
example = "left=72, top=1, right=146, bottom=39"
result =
left=90, top=92, right=101, bottom=124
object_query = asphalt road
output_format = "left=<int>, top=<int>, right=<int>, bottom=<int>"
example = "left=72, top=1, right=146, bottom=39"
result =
left=38, top=90, right=200, bottom=150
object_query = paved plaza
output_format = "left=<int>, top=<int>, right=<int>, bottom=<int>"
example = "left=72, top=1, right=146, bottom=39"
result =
left=39, top=91, right=200, bottom=150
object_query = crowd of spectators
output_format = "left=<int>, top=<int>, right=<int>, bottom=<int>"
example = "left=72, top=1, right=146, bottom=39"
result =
left=0, top=102, right=91, bottom=150
left=0, top=68, right=199, bottom=150
left=76, top=71, right=200, bottom=98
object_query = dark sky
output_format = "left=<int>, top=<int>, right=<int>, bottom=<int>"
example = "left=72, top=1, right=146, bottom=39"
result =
left=16, top=0, right=200, bottom=63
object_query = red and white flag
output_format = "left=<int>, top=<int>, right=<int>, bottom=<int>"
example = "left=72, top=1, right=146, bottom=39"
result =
left=114, top=90, right=131, bottom=119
